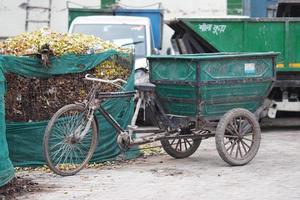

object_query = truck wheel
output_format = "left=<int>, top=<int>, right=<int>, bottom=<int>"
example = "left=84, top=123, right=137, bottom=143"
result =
left=215, top=108, right=261, bottom=166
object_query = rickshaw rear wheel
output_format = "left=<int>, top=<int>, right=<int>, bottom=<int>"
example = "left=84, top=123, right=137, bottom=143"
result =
left=161, top=134, right=201, bottom=159
left=215, top=108, right=261, bottom=166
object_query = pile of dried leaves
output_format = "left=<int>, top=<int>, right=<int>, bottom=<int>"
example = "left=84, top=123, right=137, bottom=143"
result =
left=0, top=29, right=132, bottom=122
left=0, top=28, right=130, bottom=56
left=5, top=60, right=131, bottom=122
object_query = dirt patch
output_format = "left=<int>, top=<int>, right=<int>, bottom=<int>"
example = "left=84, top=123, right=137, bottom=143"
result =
left=0, top=176, right=40, bottom=200
left=150, top=168, right=184, bottom=177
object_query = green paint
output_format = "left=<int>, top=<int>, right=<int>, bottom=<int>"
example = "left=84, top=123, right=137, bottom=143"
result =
left=101, top=0, right=116, bottom=8
left=149, top=53, right=276, bottom=118
left=0, top=66, right=14, bottom=186
left=227, top=0, right=243, bottom=15
left=68, top=8, right=113, bottom=28
left=182, top=18, right=300, bottom=72
left=0, top=51, right=140, bottom=167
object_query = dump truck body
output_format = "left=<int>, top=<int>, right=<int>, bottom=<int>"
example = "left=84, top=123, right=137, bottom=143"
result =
left=168, top=18, right=300, bottom=117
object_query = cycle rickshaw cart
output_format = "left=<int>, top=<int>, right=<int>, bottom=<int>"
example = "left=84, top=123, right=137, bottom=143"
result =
left=43, top=52, right=277, bottom=176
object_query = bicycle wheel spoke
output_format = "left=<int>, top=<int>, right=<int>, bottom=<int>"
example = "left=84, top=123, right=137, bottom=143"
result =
left=69, top=112, right=83, bottom=128
left=73, top=144, right=86, bottom=158
left=51, top=143, right=67, bottom=161
left=57, top=119, right=70, bottom=135
left=230, top=140, right=237, bottom=156
left=237, top=141, right=243, bottom=158
left=49, top=140, right=65, bottom=151
left=67, top=113, right=84, bottom=135
left=179, top=139, right=182, bottom=151
left=62, top=145, right=72, bottom=164
left=243, top=137, right=253, bottom=143
left=241, top=139, right=251, bottom=149
left=55, top=145, right=68, bottom=165
left=224, top=138, right=235, bottom=146
left=226, top=140, right=233, bottom=151
left=229, top=120, right=239, bottom=136
left=235, top=142, right=239, bottom=158
left=224, top=135, right=238, bottom=138
left=242, top=126, right=252, bottom=135
left=185, top=138, right=192, bottom=147
left=51, top=127, right=66, bottom=139
left=170, top=139, right=176, bottom=146
left=227, top=139, right=237, bottom=153
left=174, top=140, right=180, bottom=151
left=183, top=139, right=188, bottom=150
left=77, top=143, right=89, bottom=155
left=238, top=117, right=243, bottom=134
left=225, top=127, right=235, bottom=135
left=241, top=140, right=248, bottom=154
left=69, top=148, right=74, bottom=166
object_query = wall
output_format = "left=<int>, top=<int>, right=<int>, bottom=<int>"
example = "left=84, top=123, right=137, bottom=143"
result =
left=0, top=0, right=100, bottom=38
left=0, top=0, right=227, bottom=51
left=0, top=0, right=26, bottom=39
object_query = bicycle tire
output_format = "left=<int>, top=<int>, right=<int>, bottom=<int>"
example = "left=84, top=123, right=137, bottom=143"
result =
left=43, top=104, right=98, bottom=176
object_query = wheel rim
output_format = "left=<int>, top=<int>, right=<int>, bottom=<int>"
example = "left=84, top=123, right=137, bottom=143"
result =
left=47, top=107, right=94, bottom=174
left=167, top=138, right=197, bottom=153
left=223, top=116, right=254, bottom=160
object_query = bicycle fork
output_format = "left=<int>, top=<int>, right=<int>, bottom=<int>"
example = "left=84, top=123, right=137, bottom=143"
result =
left=76, top=109, right=95, bottom=141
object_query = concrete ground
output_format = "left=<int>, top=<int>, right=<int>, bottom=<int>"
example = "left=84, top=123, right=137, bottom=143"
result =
left=16, top=120, right=300, bottom=200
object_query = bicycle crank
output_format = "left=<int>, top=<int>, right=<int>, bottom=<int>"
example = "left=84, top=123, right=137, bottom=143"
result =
left=117, top=132, right=131, bottom=150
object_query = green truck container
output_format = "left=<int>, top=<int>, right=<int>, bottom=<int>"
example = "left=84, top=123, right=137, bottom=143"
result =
left=148, top=52, right=277, bottom=119
left=168, top=18, right=300, bottom=117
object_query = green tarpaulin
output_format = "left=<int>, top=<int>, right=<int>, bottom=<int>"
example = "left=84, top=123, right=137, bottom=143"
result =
left=0, top=50, right=139, bottom=167
left=0, top=66, right=14, bottom=187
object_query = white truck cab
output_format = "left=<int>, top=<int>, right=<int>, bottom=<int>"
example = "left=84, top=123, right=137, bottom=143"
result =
left=69, top=16, right=154, bottom=73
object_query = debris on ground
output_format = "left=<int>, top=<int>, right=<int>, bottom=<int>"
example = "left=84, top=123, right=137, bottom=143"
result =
left=139, top=144, right=165, bottom=158
left=15, top=160, right=137, bottom=174
left=0, top=176, right=40, bottom=200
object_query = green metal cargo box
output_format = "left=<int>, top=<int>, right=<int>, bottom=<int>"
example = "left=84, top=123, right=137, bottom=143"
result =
left=168, top=18, right=300, bottom=72
left=148, top=52, right=277, bottom=119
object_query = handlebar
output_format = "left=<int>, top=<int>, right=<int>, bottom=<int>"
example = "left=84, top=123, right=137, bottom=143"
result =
left=84, top=74, right=127, bottom=89
left=84, top=74, right=127, bottom=84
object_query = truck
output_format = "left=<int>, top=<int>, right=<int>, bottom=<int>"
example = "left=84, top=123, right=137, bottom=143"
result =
left=167, top=12, right=300, bottom=118
left=68, top=8, right=163, bottom=83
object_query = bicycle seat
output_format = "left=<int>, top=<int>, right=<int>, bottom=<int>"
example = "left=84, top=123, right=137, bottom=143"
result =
left=134, top=82, right=156, bottom=91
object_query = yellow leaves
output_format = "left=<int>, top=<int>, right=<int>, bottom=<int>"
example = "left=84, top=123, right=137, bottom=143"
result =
left=79, top=89, right=86, bottom=97
left=0, top=28, right=132, bottom=56
left=94, top=60, right=130, bottom=80
left=140, top=144, right=165, bottom=157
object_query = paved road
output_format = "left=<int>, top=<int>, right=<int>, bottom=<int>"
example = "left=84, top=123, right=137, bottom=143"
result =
left=17, top=126, right=300, bottom=200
